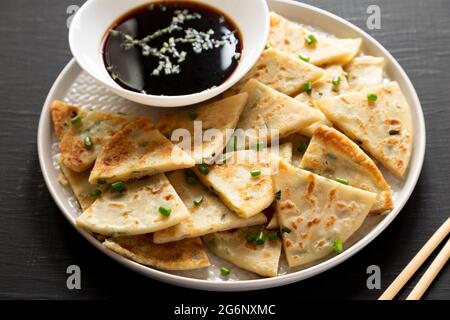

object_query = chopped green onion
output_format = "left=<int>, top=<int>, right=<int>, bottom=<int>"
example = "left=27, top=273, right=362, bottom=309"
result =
left=220, top=266, right=231, bottom=276
left=245, top=233, right=256, bottom=243
left=255, top=231, right=265, bottom=245
left=275, top=190, right=281, bottom=201
left=367, top=93, right=378, bottom=102
left=220, top=154, right=230, bottom=164
left=232, top=135, right=238, bottom=151
left=97, top=178, right=107, bottom=185
left=250, top=169, right=261, bottom=177
left=187, top=111, right=198, bottom=120
left=185, top=169, right=197, bottom=184
left=297, top=142, right=309, bottom=153
left=281, top=227, right=291, bottom=234
left=299, top=54, right=310, bottom=62
left=335, top=178, right=349, bottom=185
left=332, top=76, right=341, bottom=86
left=117, top=111, right=127, bottom=115
left=305, top=34, right=317, bottom=46
left=70, top=115, right=81, bottom=125
left=264, top=44, right=270, bottom=50
left=254, top=140, right=264, bottom=151
left=158, top=206, right=172, bottom=217
left=89, top=189, right=102, bottom=197
left=303, top=81, right=313, bottom=94
left=198, top=163, right=209, bottom=175
left=333, top=239, right=343, bottom=254
left=326, top=152, right=337, bottom=161
left=84, top=136, right=93, bottom=148
left=111, top=181, right=125, bottom=192
left=193, top=195, right=204, bottom=206
left=389, top=129, right=400, bottom=135
left=268, top=231, right=278, bottom=241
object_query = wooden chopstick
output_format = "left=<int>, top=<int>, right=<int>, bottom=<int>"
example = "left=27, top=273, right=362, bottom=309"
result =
left=379, top=217, right=450, bottom=300
left=406, top=238, right=450, bottom=300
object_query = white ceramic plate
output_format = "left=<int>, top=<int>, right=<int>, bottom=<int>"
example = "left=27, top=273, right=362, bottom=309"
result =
left=38, top=0, right=426, bottom=291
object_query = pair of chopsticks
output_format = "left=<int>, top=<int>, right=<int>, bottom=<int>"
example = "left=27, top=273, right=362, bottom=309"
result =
left=379, top=217, right=450, bottom=300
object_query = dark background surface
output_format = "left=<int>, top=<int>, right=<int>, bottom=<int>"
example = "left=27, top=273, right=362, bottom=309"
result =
left=0, top=0, right=449, bottom=301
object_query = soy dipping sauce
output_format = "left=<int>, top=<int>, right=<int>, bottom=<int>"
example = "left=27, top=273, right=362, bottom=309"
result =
left=102, top=1, right=242, bottom=96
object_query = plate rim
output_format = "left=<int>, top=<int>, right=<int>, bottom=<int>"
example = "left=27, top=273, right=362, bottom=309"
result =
left=38, top=0, right=426, bottom=291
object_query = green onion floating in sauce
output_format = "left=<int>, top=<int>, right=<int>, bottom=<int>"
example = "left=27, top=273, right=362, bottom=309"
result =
left=299, top=54, right=310, bottom=62
left=333, top=239, right=343, bottom=254
left=250, top=169, right=261, bottom=177
left=220, top=266, right=231, bottom=276
left=158, top=206, right=172, bottom=217
left=305, top=34, right=317, bottom=46
left=89, top=189, right=102, bottom=197
left=193, top=195, right=204, bottom=206
left=367, top=93, right=378, bottom=102
left=198, top=164, right=209, bottom=175
left=84, top=136, right=93, bottom=148
left=335, top=178, right=349, bottom=185
left=111, top=181, right=125, bottom=192
left=303, top=82, right=313, bottom=94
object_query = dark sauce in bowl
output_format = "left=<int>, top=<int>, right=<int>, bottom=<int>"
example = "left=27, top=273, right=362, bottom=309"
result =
left=102, top=1, right=242, bottom=96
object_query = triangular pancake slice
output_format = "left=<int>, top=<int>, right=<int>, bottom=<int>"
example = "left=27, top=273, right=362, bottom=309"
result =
left=203, top=226, right=282, bottom=277
left=193, top=150, right=276, bottom=218
left=269, top=12, right=361, bottom=66
left=345, top=56, right=385, bottom=90
left=226, top=48, right=324, bottom=96
left=50, top=100, right=131, bottom=172
left=300, top=125, right=393, bottom=214
left=315, top=81, right=413, bottom=177
left=153, top=170, right=267, bottom=244
left=265, top=138, right=311, bottom=230
left=59, top=163, right=107, bottom=211
left=103, top=235, right=210, bottom=270
left=77, top=174, right=190, bottom=236
left=237, top=79, right=324, bottom=144
left=295, top=65, right=351, bottom=103
left=294, top=65, right=349, bottom=136
left=157, top=93, right=247, bottom=163
left=274, top=161, right=376, bottom=267
left=89, top=118, right=194, bottom=184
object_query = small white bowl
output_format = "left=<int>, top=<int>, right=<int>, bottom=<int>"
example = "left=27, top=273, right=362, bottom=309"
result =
left=69, top=0, right=269, bottom=107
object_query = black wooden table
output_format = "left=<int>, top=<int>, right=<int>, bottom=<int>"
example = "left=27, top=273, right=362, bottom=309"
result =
left=0, top=0, right=449, bottom=301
